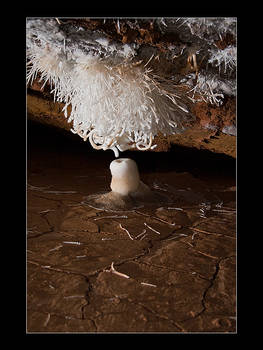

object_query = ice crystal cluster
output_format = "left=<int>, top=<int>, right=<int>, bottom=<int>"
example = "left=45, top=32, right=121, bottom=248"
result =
left=178, top=17, right=237, bottom=106
left=157, top=17, right=236, bottom=106
left=208, top=46, right=237, bottom=74
left=180, top=17, right=236, bottom=42
left=186, top=72, right=236, bottom=106
left=27, top=17, right=237, bottom=155
left=26, top=18, right=193, bottom=157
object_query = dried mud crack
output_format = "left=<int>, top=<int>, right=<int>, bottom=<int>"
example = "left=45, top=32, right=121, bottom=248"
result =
left=27, top=130, right=236, bottom=333
left=181, top=255, right=235, bottom=323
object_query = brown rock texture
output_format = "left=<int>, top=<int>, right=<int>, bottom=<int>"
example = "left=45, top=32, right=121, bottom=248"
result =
left=27, top=126, right=236, bottom=333
left=27, top=17, right=236, bottom=331
left=27, top=86, right=236, bottom=158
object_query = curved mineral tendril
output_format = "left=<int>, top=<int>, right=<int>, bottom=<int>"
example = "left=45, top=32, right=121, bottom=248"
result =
left=135, top=134, right=153, bottom=151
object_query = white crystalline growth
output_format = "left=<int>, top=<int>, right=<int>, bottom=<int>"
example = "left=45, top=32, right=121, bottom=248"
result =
left=187, top=72, right=236, bottom=106
left=26, top=18, right=193, bottom=157
left=208, top=45, right=237, bottom=74
left=222, top=125, right=236, bottom=136
left=181, top=17, right=237, bottom=41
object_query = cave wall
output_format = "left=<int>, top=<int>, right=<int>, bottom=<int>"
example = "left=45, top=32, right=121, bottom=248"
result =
left=26, top=17, right=236, bottom=158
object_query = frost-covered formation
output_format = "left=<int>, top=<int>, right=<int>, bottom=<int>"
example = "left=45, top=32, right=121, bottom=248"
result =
left=157, top=17, right=237, bottom=106
left=27, top=17, right=237, bottom=155
left=183, top=72, right=236, bottom=106
left=178, top=17, right=236, bottom=42
left=26, top=18, right=194, bottom=157
left=178, top=17, right=236, bottom=106
left=208, top=46, right=237, bottom=74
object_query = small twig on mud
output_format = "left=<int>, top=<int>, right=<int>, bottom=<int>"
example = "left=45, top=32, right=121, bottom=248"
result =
left=106, top=262, right=130, bottom=279
left=164, top=235, right=179, bottom=241
left=63, top=241, right=82, bottom=245
left=134, top=229, right=147, bottom=240
left=43, top=313, right=50, bottom=327
left=180, top=240, right=194, bottom=248
left=194, top=250, right=218, bottom=260
left=139, top=233, right=148, bottom=240
left=39, top=209, right=55, bottom=214
left=189, top=227, right=216, bottom=235
left=144, top=222, right=161, bottom=235
left=94, top=215, right=128, bottom=220
left=119, top=223, right=134, bottom=240
left=27, top=184, right=51, bottom=191
left=141, top=282, right=157, bottom=287
left=212, top=209, right=236, bottom=214
left=135, top=210, right=175, bottom=226
left=49, top=244, right=63, bottom=252
left=154, top=217, right=176, bottom=225
left=189, top=226, right=235, bottom=240
left=167, top=207, right=184, bottom=211
left=191, top=232, right=198, bottom=241
left=164, top=232, right=187, bottom=241
left=180, top=240, right=218, bottom=259
left=28, top=260, right=40, bottom=266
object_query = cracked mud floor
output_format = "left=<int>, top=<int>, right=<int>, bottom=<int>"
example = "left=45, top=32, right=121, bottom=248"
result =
left=27, top=121, right=236, bottom=333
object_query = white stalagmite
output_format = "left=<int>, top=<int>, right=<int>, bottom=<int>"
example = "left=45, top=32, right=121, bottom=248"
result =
left=110, top=158, right=140, bottom=196
left=26, top=18, right=193, bottom=157
left=83, top=157, right=169, bottom=211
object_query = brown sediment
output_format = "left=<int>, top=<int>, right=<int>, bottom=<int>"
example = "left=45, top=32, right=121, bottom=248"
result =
left=192, top=97, right=236, bottom=130
left=27, top=123, right=236, bottom=333
left=27, top=92, right=73, bottom=132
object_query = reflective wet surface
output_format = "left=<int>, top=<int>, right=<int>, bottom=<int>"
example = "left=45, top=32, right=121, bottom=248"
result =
left=27, top=121, right=236, bottom=333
